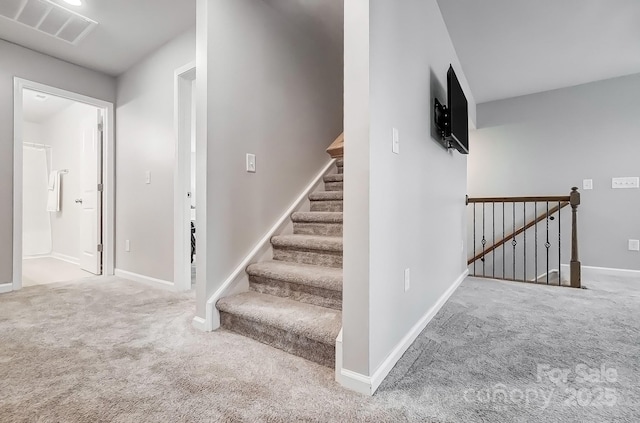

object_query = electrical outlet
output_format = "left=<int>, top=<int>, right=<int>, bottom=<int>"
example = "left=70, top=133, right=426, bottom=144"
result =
left=125, top=240, right=130, bottom=252
left=145, top=171, right=151, bottom=184
left=392, top=128, right=400, bottom=154
left=629, top=239, right=640, bottom=251
left=583, top=179, right=593, bottom=190
left=612, top=177, right=639, bottom=189
left=404, top=268, right=410, bottom=292
left=246, top=154, right=256, bottom=173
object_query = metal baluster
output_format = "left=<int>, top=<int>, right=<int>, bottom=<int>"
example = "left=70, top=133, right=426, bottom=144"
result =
left=512, top=202, right=516, bottom=280
left=473, top=203, right=476, bottom=276
left=492, top=202, right=495, bottom=278
left=523, top=202, right=526, bottom=282
left=546, top=202, right=550, bottom=285
left=535, top=202, right=538, bottom=283
left=558, top=201, right=561, bottom=286
left=482, top=203, right=486, bottom=277
left=502, top=203, right=505, bottom=279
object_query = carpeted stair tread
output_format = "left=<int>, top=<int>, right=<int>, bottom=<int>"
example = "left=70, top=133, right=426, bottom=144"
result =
left=247, top=260, right=342, bottom=292
left=323, top=174, right=344, bottom=183
left=336, top=158, right=344, bottom=167
left=217, top=291, right=342, bottom=346
left=291, top=212, right=343, bottom=224
left=271, top=234, right=342, bottom=252
left=309, top=191, right=343, bottom=201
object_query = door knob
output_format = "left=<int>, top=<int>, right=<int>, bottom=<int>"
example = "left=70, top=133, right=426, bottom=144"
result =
left=75, top=199, right=83, bottom=204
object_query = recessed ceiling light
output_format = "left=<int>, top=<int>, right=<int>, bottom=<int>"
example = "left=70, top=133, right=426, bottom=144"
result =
left=62, top=0, right=82, bottom=6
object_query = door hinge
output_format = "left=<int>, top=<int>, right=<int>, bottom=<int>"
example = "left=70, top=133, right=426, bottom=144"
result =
left=97, top=244, right=103, bottom=252
left=98, top=123, right=104, bottom=132
left=97, top=183, right=104, bottom=192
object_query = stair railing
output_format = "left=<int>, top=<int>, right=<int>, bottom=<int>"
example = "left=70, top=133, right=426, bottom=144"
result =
left=466, top=188, right=581, bottom=288
left=327, top=132, right=344, bottom=158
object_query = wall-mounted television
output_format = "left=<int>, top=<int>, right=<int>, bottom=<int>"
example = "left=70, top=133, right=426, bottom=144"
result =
left=434, top=65, right=469, bottom=154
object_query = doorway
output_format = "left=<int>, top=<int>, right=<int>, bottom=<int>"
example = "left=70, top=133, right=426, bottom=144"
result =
left=13, top=79, right=115, bottom=290
left=174, top=62, right=196, bottom=292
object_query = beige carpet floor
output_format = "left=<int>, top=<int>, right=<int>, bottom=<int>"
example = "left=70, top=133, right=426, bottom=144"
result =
left=0, top=275, right=638, bottom=422
left=22, top=257, right=93, bottom=287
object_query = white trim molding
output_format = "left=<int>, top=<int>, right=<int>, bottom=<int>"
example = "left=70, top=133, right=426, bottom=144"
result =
left=51, top=253, right=80, bottom=266
left=12, top=78, right=116, bottom=293
left=174, top=62, right=197, bottom=293
left=193, top=159, right=336, bottom=332
left=114, top=269, right=174, bottom=291
left=0, top=283, right=13, bottom=294
left=563, top=264, right=640, bottom=281
left=338, top=269, right=469, bottom=395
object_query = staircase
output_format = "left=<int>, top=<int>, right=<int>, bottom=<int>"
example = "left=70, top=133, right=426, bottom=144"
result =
left=216, top=158, right=344, bottom=367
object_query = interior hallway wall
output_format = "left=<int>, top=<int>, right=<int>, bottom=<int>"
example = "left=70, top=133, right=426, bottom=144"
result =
left=0, top=39, right=116, bottom=285
left=469, top=72, right=640, bottom=271
left=115, top=28, right=196, bottom=282
left=196, top=0, right=344, bottom=318
left=343, top=0, right=477, bottom=385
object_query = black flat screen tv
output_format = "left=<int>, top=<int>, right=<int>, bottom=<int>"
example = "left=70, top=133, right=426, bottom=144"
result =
left=446, top=65, right=469, bottom=154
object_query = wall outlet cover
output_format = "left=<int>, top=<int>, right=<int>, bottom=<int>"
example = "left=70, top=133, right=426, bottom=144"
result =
left=583, top=179, right=593, bottom=190
left=629, top=239, right=640, bottom=251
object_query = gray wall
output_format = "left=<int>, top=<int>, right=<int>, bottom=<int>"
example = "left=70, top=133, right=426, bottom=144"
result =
left=195, top=0, right=343, bottom=317
left=469, top=73, right=640, bottom=271
left=344, top=0, right=477, bottom=376
left=115, top=29, right=196, bottom=282
left=0, top=40, right=116, bottom=285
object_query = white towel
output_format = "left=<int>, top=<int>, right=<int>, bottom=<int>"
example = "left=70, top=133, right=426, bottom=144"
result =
left=46, top=171, right=61, bottom=212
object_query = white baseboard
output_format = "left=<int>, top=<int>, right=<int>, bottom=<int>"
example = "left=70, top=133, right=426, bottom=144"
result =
left=197, top=159, right=336, bottom=333
left=192, top=316, right=207, bottom=331
left=0, top=283, right=13, bottom=294
left=578, top=265, right=640, bottom=280
left=51, top=252, right=80, bottom=265
left=338, top=269, right=469, bottom=396
left=114, top=269, right=174, bottom=290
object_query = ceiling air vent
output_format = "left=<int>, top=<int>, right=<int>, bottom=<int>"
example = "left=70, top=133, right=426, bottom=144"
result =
left=0, top=0, right=98, bottom=45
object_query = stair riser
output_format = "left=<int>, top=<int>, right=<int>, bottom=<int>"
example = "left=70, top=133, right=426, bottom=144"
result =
left=310, top=201, right=343, bottom=212
left=249, top=276, right=342, bottom=310
left=324, top=182, right=343, bottom=191
left=273, top=248, right=342, bottom=268
left=293, top=222, right=343, bottom=236
left=336, top=166, right=343, bottom=174
left=220, top=312, right=335, bottom=367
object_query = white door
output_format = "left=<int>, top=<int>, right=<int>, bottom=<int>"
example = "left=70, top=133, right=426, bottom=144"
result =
left=79, top=111, right=103, bottom=275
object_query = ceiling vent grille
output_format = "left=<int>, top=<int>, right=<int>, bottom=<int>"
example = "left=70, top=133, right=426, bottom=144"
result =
left=0, top=0, right=98, bottom=45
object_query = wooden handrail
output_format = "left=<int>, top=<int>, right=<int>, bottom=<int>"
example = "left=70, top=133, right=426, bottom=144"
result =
left=327, top=132, right=344, bottom=158
left=467, top=201, right=570, bottom=265
left=467, top=195, right=570, bottom=204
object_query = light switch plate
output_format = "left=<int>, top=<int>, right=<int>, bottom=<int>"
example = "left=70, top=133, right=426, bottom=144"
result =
left=629, top=239, right=640, bottom=251
left=392, top=128, right=400, bottom=154
left=404, top=268, right=410, bottom=292
left=612, top=177, right=639, bottom=189
left=145, top=171, right=151, bottom=184
left=246, top=154, right=256, bottom=173
left=583, top=179, right=593, bottom=190
left=125, top=240, right=130, bottom=252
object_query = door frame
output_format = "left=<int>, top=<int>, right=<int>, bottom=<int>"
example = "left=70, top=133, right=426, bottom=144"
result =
left=12, top=78, right=115, bottom=291
left=173, top=62, right=196, bottom=292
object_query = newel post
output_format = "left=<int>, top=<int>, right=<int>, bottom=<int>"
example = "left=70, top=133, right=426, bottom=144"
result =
left=570, top=187, right=581, bottom=288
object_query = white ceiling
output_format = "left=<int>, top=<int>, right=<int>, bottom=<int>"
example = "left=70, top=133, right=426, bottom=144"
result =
left=23, top=89, right=75, bottom=123
left=0, top=0, right=196, bottom=76
left=437, top=0, right=640, bottom=103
